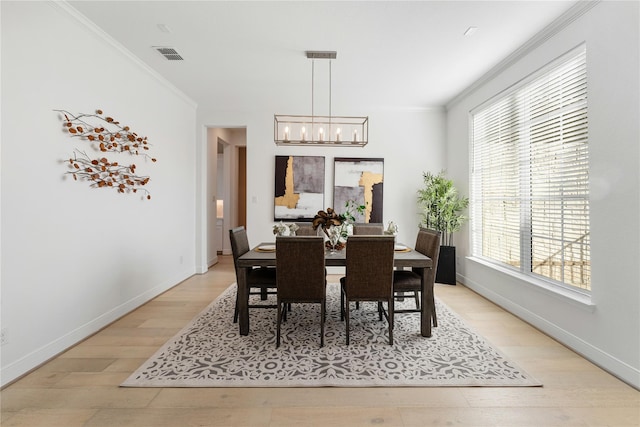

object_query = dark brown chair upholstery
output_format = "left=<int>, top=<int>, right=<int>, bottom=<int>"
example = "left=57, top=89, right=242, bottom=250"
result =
left=229, top=226, right=277, bottom=323
left=294, top=223, right=316, bottom=236
left=393, top=228, right=441, bottom=326
left=352, top=223, right=384, bottom=235
left=275, top=236, right=326, bottom=347
left=350, top=222, right=383, bottom=311
left=340, top=235, right=395, bottom=345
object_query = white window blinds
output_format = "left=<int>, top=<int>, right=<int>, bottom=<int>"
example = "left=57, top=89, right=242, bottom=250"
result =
left=471, top=45, right=590, bottom=292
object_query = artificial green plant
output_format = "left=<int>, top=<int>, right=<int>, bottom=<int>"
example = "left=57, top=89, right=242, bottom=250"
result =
left=417, top=170, right=469, bottom=246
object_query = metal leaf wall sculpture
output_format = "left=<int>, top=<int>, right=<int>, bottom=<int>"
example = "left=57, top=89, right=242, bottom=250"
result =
left=56, top=109, right=157, bottom=199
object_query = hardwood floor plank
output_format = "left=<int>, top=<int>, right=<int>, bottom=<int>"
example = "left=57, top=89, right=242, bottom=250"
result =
left=83, top=407, right=272, bottom=427
left=1, top=387, right=159, bottom=410
left=1, top=408, right=98, bottom=427
left=269, top=406, right=404, bottom=426
left=149, top=387, right=468, bottom=409
left=1, top=255, right=637, bottom=427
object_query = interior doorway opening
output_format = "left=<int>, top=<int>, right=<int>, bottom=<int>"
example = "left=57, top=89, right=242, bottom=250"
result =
left=206, top=127, right=246, bottom=268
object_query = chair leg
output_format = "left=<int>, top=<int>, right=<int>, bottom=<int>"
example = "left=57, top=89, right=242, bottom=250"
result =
left=340, top=286, right=345, bottom=321
left=261, top=288, right=268, bottom=300
left=320, top=300, right=325, bottom=347
left=345, top=298, right=350, bottom=345
left=431, top=294, right=438, bottom=327
left=414, top=291, right=420, bottom=310
left=276, top=301, right=282, bottom=348
left=389, top=299, right=394, bottom=345
left=233, top=294, right=239, bottom=323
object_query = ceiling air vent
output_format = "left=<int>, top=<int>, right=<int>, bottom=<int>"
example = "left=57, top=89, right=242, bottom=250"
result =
left=155, top=47, right=184, bottom=61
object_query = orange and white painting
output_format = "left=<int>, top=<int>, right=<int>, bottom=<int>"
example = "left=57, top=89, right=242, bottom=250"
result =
left=333, top=158, right=384, bottom=223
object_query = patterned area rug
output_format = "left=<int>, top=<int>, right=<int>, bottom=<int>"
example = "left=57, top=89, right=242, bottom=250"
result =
left=121, top=283, right=541, bottom=387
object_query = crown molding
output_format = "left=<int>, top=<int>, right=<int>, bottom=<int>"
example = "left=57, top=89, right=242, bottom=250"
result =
left=53, top=1, right=198, bottom=110
left=446, top=0, right=600, bottom=110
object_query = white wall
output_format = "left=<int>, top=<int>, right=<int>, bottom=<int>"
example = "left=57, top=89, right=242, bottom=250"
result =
left=196, top=107, right=446, bottom=255
left=446, top=1, right=639, bottom=388
left=1, top=2, right=197, bottom=386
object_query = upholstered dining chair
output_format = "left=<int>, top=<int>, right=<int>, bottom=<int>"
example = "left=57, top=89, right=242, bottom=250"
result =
left=393, top=228, right=441, bottom=326
left=340, top=235, right=395, bottom=345
left=348, top=222, right=383, bottom=311
left=275, top=236, right=327, bottom=347
left=294, top=223, right=316, bottom=236
left=229, top=226, right=278, bottom=323
left=352, top=223, right=384, bottom=235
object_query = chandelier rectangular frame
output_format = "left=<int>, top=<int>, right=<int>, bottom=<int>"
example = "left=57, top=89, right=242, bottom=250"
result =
left=274, top=114, right=368, bottom=146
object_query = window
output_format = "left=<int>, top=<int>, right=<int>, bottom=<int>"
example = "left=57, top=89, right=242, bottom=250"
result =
left=471, top=45, right=590, bottom=292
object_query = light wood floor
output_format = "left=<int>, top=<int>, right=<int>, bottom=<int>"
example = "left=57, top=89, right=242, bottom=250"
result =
left=1, top=255, right=638, bottom=426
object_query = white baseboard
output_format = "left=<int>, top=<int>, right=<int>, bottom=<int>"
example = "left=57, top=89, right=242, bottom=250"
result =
left=208, top=255, right=219, bottom=269
left=457, top=272, right=640, bottom=390
left=0, top=268, right=195, bottom=387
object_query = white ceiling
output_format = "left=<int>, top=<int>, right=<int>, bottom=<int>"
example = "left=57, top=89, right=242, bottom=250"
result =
left=68, top=1, right=579, bottom=113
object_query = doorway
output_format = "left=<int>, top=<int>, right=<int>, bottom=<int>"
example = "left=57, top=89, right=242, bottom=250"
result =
left=207, top=127, right=247, bottom=266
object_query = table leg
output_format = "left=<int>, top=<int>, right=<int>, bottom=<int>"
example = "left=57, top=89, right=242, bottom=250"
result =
left=238, top=267, right=249, bottom=335
left=420, top=267, right=433, bottom=337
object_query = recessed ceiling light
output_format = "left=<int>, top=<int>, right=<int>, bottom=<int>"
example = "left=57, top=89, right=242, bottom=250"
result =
left=464, top=26, right=478, bottom=36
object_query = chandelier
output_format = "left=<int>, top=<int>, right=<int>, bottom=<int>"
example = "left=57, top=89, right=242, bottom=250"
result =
left=274, top=51, right=368, bottom=147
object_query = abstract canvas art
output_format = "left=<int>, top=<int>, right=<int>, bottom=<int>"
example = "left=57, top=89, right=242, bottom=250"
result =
left=334, top=158, right=384, bottom=223
left=274, top=155, right=325, bottom=221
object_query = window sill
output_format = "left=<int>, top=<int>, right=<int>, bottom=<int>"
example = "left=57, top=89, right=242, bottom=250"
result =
left=466, top=256, right=595, bottom=311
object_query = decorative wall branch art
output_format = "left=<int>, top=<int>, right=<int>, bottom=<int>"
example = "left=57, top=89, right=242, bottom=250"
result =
left=56, top=109, right=157, bottom=199
left=274, top=155, right=325, bottom=221
left=334, top=158, right=384, bottom=223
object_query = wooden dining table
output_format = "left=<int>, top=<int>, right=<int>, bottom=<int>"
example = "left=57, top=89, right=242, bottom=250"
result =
left=236, top=242, right=434, bottom=337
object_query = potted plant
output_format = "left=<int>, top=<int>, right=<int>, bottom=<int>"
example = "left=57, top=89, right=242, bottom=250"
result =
left=417, top=170, right=469, bottom=285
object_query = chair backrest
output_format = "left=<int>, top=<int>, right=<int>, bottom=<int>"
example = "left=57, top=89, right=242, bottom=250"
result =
left=294, top=223, right=317, bottom=236
left=276, top=236, right=326, bottom=300
left=229, top=226, right=250, bottom=275
left=344, top=235, right=395, bottom=299
left=415, top=228, right=442, bottom=281
left=352, top=223, right=384, bottom=235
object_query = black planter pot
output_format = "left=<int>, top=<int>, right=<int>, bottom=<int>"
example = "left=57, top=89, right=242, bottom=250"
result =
left=436, top=245, right=457, bottom=285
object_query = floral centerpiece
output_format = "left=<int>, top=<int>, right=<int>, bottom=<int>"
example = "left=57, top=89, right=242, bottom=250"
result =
left=312, top=200, right=365, bottom=250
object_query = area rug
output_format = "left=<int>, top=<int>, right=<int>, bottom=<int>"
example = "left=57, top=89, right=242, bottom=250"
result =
left=121, top=283, right=541, bottom=387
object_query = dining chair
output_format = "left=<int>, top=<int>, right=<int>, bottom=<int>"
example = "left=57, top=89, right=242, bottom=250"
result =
left=352, top=223, right=384, bottom=235
left=340, top=235, right=395, bottom=345
left=275, top=236, right=327, bottom=348
left=349, top=222, right=383, bottom=310
left=393, top=228, right=441, bottom=326
left=294, top=223, right=316, bottom=236
left=229, top=226, right=278, bottom=323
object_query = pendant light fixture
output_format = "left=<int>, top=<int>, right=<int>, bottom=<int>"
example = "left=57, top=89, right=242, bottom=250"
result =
left=274, top=51, right=368, bottom=147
